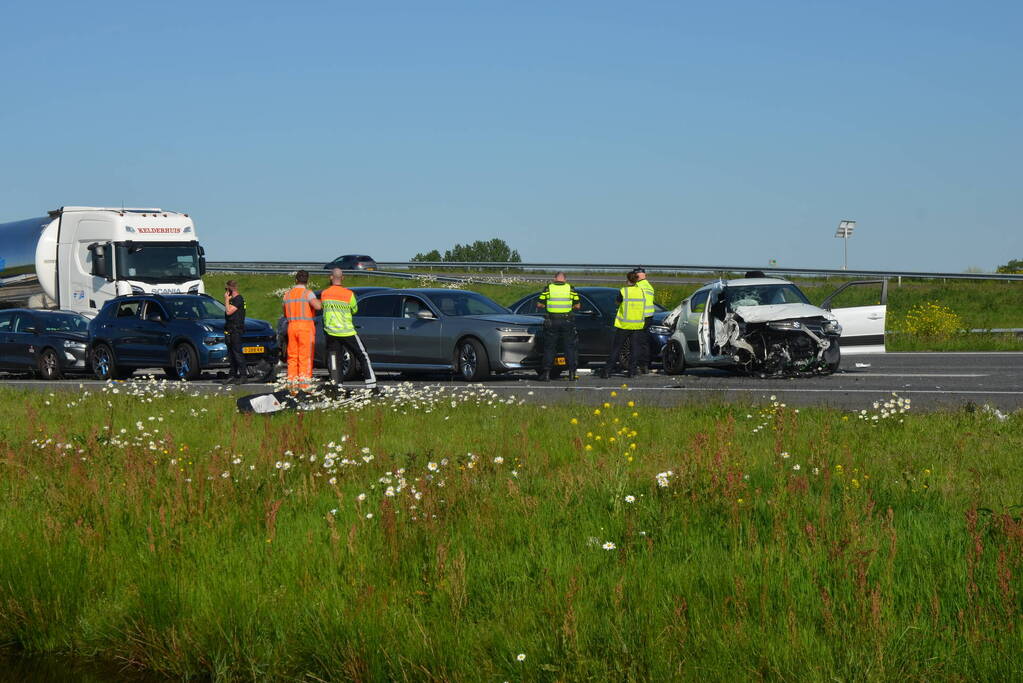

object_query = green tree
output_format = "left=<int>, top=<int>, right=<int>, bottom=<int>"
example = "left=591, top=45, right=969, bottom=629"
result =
left=411, top=249, right=442, bottom=262
left=996, top=258, right=1023, bottom=274
left=442, top=238, right=521, bottom=263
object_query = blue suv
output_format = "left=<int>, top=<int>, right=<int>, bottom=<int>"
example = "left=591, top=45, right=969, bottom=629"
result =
left=88, top=294, right=278, bottom=381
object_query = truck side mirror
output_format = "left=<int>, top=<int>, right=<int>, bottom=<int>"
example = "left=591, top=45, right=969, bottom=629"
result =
left=90, top=243, right=109, bottom=279
left=198, top=246, right=207, bottom=275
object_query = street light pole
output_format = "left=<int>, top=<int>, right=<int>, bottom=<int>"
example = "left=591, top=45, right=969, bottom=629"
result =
left=835, top=220, right=856, bottom=270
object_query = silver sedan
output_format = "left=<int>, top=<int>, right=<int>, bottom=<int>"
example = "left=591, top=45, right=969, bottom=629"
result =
left=280, top=288, right=544, bottom=381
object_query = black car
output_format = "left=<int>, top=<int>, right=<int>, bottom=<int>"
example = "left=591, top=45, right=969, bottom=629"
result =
left=508, top=287, right=672, bottom=373
left=89, top=294, right=279, bottom=381
left=322, top=254, right=378, bottom=271
left=0, top=309, right=90, bottom=379
left=277, top=286, right=393, bottom=379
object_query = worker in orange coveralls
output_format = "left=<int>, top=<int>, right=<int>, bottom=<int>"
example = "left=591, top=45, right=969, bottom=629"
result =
left=282, top=269, right=321, bottom=390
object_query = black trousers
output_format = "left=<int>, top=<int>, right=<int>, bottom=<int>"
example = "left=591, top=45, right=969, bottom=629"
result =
left=634, top=317, right=653, bottom=368
left=226, top=328, right=247, bottom=377
left=542, top=315, right=578, bottom=371
left=325, top=334, right=377, bottom=388
left=604, top=327, right=640, bottom=374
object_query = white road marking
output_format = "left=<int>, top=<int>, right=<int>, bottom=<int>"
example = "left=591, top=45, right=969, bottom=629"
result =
left=476, top=385, right=1023, bottom=396
left=842, top=373, right=988, bottom=378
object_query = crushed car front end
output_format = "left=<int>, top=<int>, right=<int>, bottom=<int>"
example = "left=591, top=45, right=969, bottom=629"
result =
left=717, top=311, right=842, bottom=376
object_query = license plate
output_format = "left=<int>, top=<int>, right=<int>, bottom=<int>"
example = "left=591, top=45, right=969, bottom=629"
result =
left=243, top=346, right=265, bottom=354
left=554, top=356, right=567, bottom=366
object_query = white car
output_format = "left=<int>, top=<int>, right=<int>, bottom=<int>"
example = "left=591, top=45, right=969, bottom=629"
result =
left=661, top=277, right=887, bottom=376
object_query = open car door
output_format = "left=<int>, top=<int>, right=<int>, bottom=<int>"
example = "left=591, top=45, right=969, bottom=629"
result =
left=698, top=282, right=725, bottom=360
left=821, top=279, right=887, bottom=355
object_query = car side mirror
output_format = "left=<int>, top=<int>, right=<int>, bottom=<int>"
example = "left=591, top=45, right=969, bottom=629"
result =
left=416, top=309, right=436, bottom=320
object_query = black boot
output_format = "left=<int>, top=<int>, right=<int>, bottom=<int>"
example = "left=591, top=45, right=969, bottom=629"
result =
left=537, top=370, right=550, bottom=382
left=598, top=367, right=610, bottom=379
left=568, top=369, right=577, bottom=381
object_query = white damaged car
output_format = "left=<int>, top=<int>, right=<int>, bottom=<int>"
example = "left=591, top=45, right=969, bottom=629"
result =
left=661, top=276, right=887, bottom=376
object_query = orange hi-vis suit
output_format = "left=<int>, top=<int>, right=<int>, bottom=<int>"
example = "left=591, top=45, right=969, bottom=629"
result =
left=283, top=285, right=316, bottom=387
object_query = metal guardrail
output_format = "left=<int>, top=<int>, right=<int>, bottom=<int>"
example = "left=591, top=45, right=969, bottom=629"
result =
left=206, top=261, right=1023, bottom=282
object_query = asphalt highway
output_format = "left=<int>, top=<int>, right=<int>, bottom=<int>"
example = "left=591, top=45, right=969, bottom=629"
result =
left=2, top=352, right=1021, bottom=412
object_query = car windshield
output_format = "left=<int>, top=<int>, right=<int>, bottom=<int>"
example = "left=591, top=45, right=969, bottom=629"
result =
left=166, top=297, right=226, bottom=320
left=40, top=313, right=88, bottom=333
left=724, top=284, right=810, bottom=308
left=424, top=291, right=509, bottom=316
left=582, top=289, right=666, bottom=317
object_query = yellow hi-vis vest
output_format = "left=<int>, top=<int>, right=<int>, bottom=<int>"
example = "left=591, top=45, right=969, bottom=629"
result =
left=637, top=279, right=655, bottom=317
left=615, top=285, right=647, bottom=330
left=540, top=282, right=578, bottom=314
left=320, top=285, right=358, bottom=337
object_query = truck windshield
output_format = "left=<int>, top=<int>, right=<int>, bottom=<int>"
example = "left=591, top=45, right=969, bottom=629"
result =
left=115, top=243, right=200, bottom=283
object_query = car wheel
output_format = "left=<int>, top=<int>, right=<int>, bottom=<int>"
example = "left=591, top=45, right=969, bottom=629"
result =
left=171, top=343, right=201, bottom=381
left=37, top=348, right=63, bottom=380
left=662, top=340, right=686, bottom=375
left=340, top=345, right=360, bottom=381
left=617, top=344, right=631, bottom=371
left=92, top=344, right=122, bottom=380
left=455, top=338, right=490, bottom=382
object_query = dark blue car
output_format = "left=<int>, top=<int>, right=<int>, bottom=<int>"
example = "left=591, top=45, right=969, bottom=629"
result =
left=88, top=294, right=278, bottom=381
left=508, top=286, right=672, bottom=374
left=0, top=308, right=91, bottom=379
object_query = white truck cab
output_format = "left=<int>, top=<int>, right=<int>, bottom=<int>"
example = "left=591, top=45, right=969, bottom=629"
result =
left=1, top=206, right=206, bottom=316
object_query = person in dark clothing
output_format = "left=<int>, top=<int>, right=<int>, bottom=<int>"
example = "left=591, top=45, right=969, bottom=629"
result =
left=536, top=271, right=581, bottom=381
left=223, top=280, right=248, bottom=383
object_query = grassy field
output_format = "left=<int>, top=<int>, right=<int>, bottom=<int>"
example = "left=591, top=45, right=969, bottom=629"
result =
left=207, top=273, right=1023, bottom=352
left=0, top=382, right=1021, bottom=679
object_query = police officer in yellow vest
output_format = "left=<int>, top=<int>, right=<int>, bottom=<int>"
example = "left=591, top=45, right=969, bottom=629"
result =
left=599, top=271, right=646, bottom=379
left=536, top=271, right=581, bottom=381
left=319, top=268, right=377, bottom=390
left=633, top=267, right=656, bottom=374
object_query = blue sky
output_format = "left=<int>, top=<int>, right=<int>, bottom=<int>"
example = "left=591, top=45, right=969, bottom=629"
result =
left=1, top=0, right=1019, bottom=271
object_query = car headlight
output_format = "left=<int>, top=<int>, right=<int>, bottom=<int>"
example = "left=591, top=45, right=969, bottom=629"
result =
left=647, top=325, right=671, bottom=335
left=130, top=285, right=145, bottom=295
left=767, top=320, right=803, bottom=331
left=62, top=340, right=87, bottom=349
left=497, top=327, right=527, bottom=333
left=187, top=284, right=200, bottom=294
left=823, top=319, right=843, bottom=335
left=204, top=336, right=225, bottom=346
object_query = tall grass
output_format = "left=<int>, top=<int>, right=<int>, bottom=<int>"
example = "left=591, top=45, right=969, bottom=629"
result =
left=207, top=273, right=1023, bottom=352
left=0, top=383, right=1021, bottom=679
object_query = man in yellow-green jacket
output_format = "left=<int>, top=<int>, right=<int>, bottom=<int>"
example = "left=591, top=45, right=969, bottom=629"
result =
left=599, top=271, right=646, bottom=379
left=633, top=267, right=655, bottom=374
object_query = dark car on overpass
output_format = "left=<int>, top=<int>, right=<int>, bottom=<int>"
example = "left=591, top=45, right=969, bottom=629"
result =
left=508, top=287, right=672, bottom=375
left=322, top=254, right=378, bottom=271
left=0, top=308, right=91, bottom=379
